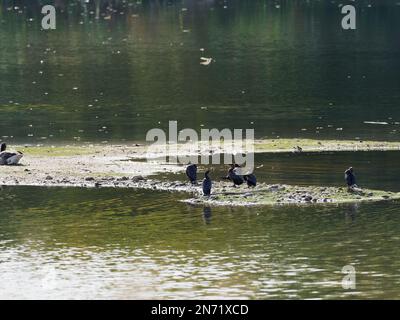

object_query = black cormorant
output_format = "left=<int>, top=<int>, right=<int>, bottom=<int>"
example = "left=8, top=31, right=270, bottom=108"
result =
left=186, top=163, right=197, bottom=184
left=202, top=170, right=212, bottom=196
left=244, top=173, right=257, bottom=187
left=345, top=167, right=357, bottom=188
left=227, top=164, right=244, bottom=187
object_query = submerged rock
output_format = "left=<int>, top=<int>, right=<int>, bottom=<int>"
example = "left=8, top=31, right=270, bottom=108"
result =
left=132, top=175, right=145, bottom=182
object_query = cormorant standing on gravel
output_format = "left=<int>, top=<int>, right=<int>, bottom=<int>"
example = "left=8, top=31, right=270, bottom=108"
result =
left=227, top=164, right=244, bottom=187
left=244, top=173, right=257, bottom=187
left=345, top=167, right=357, bottom=189
left=202, top=170, right=212, bottom=196
left=186, top=163, right=197, bottom=184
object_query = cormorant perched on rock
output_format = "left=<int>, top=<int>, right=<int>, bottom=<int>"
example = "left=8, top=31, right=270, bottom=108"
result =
left=0, top=143, right=23, bottom=165
left=202, top=170, right=212, bottom=196
left=345, top=167, right=357, bottom=189
left=227, top=164, right=244, bottom=187
left=186, top=163, right=197, bottom=184
left=244, top=173, right=257, bottom=187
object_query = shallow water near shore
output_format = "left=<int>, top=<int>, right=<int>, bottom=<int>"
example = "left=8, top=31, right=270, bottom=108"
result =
left=1, top=150, right=400, bottom=299
left=1, top=187, right=400, bottom=299
left=170, top=150, right=400, bottom=192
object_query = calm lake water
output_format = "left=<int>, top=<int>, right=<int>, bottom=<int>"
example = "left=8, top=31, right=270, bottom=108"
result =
left=1, top=1, right=400, bottom=299
left=1, top=1, right=400, bottom=142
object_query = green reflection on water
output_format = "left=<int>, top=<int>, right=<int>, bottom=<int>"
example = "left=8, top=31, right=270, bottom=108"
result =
left=1, top=1, right=400, bottom=142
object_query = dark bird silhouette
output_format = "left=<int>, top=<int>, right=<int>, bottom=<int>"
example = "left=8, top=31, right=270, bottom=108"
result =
left=202, top=206, right=212, bottom=224
left=0, top=143, right=23, bottom=165
left=227, top=164, right=244, bottom=187
left=344, top=167, right=357, bottom=188
left=202, top=170, right=212, bottom=196
left=244, top=173, right=257, bottom=187
left=186, top=163, right=197, bottom=184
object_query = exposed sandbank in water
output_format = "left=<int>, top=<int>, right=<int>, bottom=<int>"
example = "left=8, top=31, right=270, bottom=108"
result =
left=1, top=139, right=400, bottom=206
